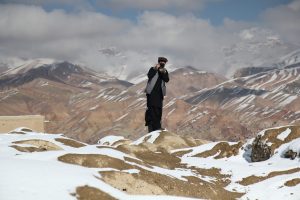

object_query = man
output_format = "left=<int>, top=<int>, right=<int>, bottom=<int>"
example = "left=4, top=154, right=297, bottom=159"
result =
left=145, top=56, right=169, bottom=132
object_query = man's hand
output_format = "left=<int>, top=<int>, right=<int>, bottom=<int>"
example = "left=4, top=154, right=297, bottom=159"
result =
left=155, top=64, right=160, bottom=70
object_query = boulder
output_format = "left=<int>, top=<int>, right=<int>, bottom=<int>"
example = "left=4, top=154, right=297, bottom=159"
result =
left=251, top=135, right=272, bottom=162
left=284, top=150, right=298, bottom=160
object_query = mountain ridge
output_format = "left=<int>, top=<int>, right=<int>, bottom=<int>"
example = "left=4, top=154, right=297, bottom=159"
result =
left=0, top=49, right=299, bottom=143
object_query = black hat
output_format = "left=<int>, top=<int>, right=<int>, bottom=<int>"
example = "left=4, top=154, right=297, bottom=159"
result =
left=158, top=57, right=168, bottom=63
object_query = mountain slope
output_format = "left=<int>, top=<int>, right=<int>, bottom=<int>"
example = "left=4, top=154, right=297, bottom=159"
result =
left=0, top=50, right=299, bottom=143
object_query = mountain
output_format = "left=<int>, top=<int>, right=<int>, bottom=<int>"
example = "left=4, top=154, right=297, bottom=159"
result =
left=0, top=60, right=132, bottom=89
left=0, top=65, right=9, bottom=74
left=233, top=49, right=300, bottom=78
left=0, top=49, right=299, bottom=143
left=180, top=64, right=300, bottom=140
left=1, top=126, right=299, bottom=199
left=222, top=27, right=298, bottom=76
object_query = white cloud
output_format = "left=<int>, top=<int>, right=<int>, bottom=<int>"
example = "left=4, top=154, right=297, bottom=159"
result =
left=261, top=0, right=300, bottom=46
left=0, top=2, right=299, bottom=80
left=0, top=0, right=219, bottom=12
left=96, top=0, right=213, bottom=11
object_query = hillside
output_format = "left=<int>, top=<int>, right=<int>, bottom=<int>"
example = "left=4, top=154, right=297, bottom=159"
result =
left=0, top=126, right=299, bottom=199
left=0, top=49, right=299, bottom=143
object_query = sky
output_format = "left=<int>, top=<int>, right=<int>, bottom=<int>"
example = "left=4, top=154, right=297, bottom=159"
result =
left=0, top=0, right=300, bottom=79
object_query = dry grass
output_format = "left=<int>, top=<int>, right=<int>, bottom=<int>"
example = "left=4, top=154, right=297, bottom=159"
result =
left=171, top=149, right=193, bottom=157
left=260, top=126, right=300, bottom=154
left=284, top=178, right=300, bottom=187
left=194, top=141, right=243, bottom=159
left=150, top=131, right=207, bottom=151
left=100, top=167, right=243, bottom=200
left=11, top=139, right=62, bottom=152
left=58, top=153, right=134, bottom=170
left=8, top=131, right=26, bottom=134
left=238, top=168, right=300, bottom=186
left=75, top=185, right=116, bottom=200
left=55, top=138, right=86, bottom=148
left=116, top=144, right=182, bottom=169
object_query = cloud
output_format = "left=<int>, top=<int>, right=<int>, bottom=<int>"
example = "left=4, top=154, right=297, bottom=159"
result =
left=261, top=0, right=300, bottom=46
left=0, top=4, right=131, bottom=61
left=0, top=0, right=218, bottom=12
left=96, top=0, right=214, bottom=12
left=0, top=2, right=299, bottom=80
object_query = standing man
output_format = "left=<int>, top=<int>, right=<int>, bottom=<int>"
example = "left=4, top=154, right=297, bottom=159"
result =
left=145, top=57, right=169, bottom=132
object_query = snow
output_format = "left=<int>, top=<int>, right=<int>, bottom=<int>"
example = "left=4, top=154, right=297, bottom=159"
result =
left=277, top=128, right=292, bottom=141
left=0, top=157, right=120, bottom=200
left=115, top=113, right=129, bottom=122
left=89, top=105, right=99, bottom=111
left=81, top=81, right=92, bottom=87
left=239, top=171, right=300, bottom=200
left=0, top=129, right=200, bottom=200
left=41, top=81, right=49, bottom=86
left=171, top=128, right=300, bottom=199
left=1, top=58, right=55, bottom=76
left=278, top=95, right=297, bottom=106
left=1, top=126, right=300, bottom=200
left=131, top=130, right=161, bottom=145
left=128, top=74, right=148, bottom=84
left=284, top=138, right=300, bottom=155
left=98, top=135, right=125, bottom=146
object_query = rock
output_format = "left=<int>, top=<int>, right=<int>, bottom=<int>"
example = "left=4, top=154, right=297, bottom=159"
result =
left=284, top=150, right=298, bottom=160
left=251, top=135, right=272, bottom=162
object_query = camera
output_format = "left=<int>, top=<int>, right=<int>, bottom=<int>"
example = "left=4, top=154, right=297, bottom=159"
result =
left=159, top=63, right=165, bottom=68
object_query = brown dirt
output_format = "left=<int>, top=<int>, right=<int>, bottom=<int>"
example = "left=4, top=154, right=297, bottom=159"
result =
left=172, top=149, right=193, bottom=157
left=133, top=148, right=182, bottom=169
left=55, top=138, right=86, bottom=148
left=260, top=126, right=300, bottom=154
left=8, top=131, right=26, bottom=134
left=10, top=145, right=48, bottom=153
left=149, top=131, right=207, bottom=151
left=194, top=141, right=243, bottom=159
left=238, top=168, right=300, bottom=186
left=123, top=156, right=154, bottom=169
left=12, top=139, right=63, bottom=152
left=284, top=178, right=300, bottom=187
left=75, top=185, right=117, bottom=200
left=100, top=167, right=243, bottom=200
left=110, top=139, right=131, bottom=147
left=20, top=128, right=34, bottom=132
left=189, top=166, right=232, bottom=187
left=116, top=144, right=182, bottom=169
left=58, top=153, right=134, bottom=170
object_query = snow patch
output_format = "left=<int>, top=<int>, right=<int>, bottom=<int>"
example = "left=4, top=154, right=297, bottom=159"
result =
left=277, top=128, right=292, bottom=141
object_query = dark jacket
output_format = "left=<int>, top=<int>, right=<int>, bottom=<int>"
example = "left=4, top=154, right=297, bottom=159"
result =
left=146, top=67, right=169, bottom=108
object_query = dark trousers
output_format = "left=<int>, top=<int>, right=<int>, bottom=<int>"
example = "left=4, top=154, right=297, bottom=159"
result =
left=145, top=106, right=162, bottom=132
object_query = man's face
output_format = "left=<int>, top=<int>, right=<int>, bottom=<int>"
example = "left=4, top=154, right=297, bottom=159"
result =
left=159, top=61, right=166, bottom=67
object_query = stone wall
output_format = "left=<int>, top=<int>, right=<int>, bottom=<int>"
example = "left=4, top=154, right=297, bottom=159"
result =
left=0, top=115, right=45, bottom=133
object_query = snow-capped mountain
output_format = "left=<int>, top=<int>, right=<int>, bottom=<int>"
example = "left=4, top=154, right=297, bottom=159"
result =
left=234, top=48, right=300, bottom=78
left=1, top=126, right=299, bottom=199
left=0, top=59, right=132, bottom=90
left=0, top=58, right=56, bottom=76
left=0, top=49, right=299, bottom=143
left=223, top=27, right=299, bottom=76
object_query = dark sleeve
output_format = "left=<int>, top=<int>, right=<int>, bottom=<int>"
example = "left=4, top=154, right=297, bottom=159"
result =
left=159, top=69, right=169, bottom=82
left=147, top=67, right=157, bottom=80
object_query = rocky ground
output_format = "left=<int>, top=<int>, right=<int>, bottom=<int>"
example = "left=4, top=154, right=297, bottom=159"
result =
left=0, top=125, right=299, bottom=199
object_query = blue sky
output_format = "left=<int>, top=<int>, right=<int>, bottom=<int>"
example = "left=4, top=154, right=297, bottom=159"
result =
left=40, top=0, right=293, bottom=25
left=198, top=0, right=292, bottom=25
